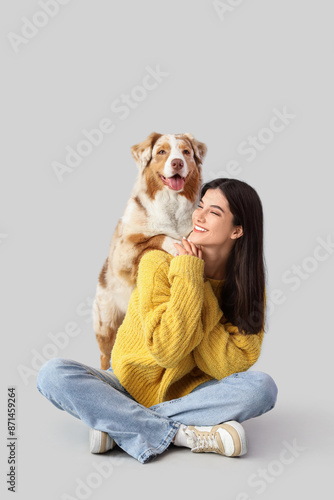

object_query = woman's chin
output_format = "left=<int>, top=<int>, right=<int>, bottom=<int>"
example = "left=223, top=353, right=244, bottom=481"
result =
left=188, top=231, right=202, bottom=244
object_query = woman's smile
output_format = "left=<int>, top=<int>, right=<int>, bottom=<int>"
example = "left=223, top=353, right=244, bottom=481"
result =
left=193, top=224, right=208, bottom=233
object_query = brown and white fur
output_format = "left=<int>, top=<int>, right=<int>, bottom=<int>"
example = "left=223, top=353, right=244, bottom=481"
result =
left=93, top=132, right=207, bottom=369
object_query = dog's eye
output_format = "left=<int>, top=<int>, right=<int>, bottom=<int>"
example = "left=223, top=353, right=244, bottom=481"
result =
left=183, top=150, right=191, bottom=155
left=158, top=150, right=166, bottom=155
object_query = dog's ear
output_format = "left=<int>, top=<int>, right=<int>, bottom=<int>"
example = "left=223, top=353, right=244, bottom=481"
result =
left=131, top=132, right=162, bottom=171
left=183, top=133, right=207, bottom=167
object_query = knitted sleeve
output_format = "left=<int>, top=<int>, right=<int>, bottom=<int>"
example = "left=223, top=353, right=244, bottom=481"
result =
left=137, top=250, right=205, bottom=369
left=193, top=281, right=264, bottom=379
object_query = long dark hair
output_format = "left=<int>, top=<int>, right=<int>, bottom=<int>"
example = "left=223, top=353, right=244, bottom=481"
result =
left=200, top=178, right=266, bottom=335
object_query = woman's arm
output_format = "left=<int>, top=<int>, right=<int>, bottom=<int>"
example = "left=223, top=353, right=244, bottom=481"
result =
left=137, top=250, right=205, bottom=369
left=193, top=281, right=264, bottom=379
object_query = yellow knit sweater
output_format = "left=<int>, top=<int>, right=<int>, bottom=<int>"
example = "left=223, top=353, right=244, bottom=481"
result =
left=111, top=250, right=264, bottom=408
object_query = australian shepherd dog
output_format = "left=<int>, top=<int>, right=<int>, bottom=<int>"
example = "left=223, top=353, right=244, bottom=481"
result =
left=93, top=132, right=207, bottom=369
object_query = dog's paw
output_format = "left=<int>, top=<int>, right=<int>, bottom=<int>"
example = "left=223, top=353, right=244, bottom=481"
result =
left=162, top=236, right=182, bottom=256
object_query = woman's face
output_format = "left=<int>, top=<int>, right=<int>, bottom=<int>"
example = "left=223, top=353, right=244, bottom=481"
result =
left=190, top=188, right=242, bottom=247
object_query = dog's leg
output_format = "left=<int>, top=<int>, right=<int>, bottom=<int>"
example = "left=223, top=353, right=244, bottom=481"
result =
left=95, top=329, right=116, bottom=370
left=93, top=292, right=126, bottom=370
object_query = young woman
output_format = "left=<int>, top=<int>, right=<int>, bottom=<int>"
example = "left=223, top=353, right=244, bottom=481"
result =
left=37, top=178, right=277, bottom=464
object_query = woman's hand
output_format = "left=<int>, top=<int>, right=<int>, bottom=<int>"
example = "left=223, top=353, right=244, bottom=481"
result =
left=173, top=237, right=203, bottom=260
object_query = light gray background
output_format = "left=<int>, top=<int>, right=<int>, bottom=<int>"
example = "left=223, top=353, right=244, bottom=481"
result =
left=1, top=1, right=333, bottom=499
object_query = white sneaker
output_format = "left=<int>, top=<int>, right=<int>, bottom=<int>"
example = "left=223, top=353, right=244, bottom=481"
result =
left=89, top=429, right=115, bottom=454
left=185, top=421, right=247, bottom=457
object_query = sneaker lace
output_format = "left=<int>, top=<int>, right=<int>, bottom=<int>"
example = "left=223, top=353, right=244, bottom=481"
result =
left=186, top=429, right=219, bottom=452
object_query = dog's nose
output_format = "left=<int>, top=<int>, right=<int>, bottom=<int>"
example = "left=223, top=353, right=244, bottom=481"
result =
left=171, top=159, right=184, bottom=171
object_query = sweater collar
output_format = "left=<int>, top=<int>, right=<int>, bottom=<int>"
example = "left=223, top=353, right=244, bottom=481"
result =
left=206, top=277, right=225, bottom=293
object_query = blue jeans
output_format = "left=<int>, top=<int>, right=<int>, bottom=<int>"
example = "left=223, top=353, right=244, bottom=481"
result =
left=36, top=358, right=278, bottom=464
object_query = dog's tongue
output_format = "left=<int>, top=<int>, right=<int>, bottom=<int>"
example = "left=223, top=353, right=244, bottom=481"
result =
left=167, top=174, right=184, bottom=190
